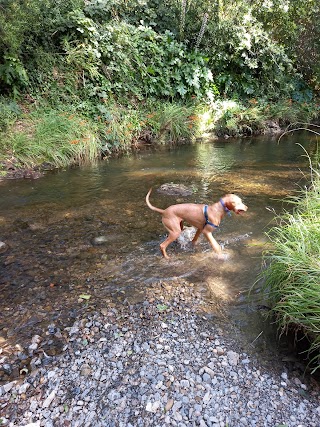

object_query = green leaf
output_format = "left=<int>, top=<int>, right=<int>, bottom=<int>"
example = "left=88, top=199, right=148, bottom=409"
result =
left=146, top=66, right=156, bottom=75
left=79, top=294, right=91, bottom=300
left=157, top=304, right=169, bottom=312
left=177, top=84, right=187, bottom=96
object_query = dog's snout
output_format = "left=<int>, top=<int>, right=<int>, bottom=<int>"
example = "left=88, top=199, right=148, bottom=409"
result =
left=235, top=201, right=248, bottom=214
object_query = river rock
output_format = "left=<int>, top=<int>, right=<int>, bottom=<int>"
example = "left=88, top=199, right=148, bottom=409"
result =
left=227, top=350, right=240, bottom=366
left=92, top=234, right=119, bottom=245
left=92, top=235, right=109, bottom=245
left=157, top=183, right=195, bottom=196
left=265, top=120, right=281, bottom=134
left=0, top=241, right=7, bottom=253
left=42, top=389, right=56, bottom=408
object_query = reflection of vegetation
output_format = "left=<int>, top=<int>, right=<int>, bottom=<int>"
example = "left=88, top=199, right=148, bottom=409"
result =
left=194, top=143, right=233, bottom=180
left=260, top=161, right=320, bottom=371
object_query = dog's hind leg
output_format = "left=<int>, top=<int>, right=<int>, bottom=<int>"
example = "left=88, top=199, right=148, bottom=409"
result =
left=160, top=231, right=181, bottom=259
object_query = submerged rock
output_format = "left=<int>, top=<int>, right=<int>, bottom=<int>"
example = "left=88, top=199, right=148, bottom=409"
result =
left=157, top=183, right=195, bottom=196
left=92, top=235, right=117, bottom=245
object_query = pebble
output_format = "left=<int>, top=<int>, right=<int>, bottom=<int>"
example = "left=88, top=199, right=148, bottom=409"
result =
left=42, top=389, right=57, bottom=408
left=0, top=241, right=7, bottom=253
left=1, top=281, right=319, bottom=427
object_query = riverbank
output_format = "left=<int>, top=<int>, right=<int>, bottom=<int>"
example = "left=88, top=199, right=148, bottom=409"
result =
left=1, top=97, right=319, bottom=181
left=1, top=280, right=320, bottom=427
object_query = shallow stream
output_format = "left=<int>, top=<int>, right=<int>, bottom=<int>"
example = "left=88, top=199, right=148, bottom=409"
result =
left=0, top=132, right=318, bottom=381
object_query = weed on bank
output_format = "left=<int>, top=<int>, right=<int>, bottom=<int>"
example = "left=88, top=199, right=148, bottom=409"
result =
left=260, top=165, right=320, bottom=372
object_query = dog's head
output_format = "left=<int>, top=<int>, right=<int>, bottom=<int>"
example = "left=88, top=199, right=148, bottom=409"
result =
left=223, top=194, right=248, bottom=215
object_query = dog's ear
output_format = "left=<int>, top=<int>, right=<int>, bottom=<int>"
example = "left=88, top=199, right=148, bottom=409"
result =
left=222, top=194, right=236, bottom=211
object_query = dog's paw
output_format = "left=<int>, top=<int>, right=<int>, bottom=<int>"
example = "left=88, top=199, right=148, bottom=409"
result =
left=213, top=252, right=230, bottom=261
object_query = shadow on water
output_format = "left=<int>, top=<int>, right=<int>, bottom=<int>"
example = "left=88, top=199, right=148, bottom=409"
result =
left=0, top=132, right=318, bottom=381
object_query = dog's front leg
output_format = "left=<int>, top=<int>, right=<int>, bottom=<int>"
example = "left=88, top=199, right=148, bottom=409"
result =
left=191, top=228, right=202, bottom=245
left=202, top=230, right=222, bottom=254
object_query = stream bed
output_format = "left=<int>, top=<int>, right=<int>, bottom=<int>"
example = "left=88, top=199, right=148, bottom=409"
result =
left=0, top=132, right=318, bottom=383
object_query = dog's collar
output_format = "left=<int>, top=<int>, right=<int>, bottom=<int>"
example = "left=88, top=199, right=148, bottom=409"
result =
left=220, top=198, right=232, bottom=216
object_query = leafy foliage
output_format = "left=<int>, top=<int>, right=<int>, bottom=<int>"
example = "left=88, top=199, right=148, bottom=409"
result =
left=200, top=8, right=303, bottom=98
left=0, top=0, right=318, bottom=101
left=251, top=0, right=320, bottom=88
left=0, top=97, right=21, bottom=131
left=62, top=20, right=217, bottom=100
left=200, top=98, right=320, bottom=137
left=0, top=0, right=84, bottom=94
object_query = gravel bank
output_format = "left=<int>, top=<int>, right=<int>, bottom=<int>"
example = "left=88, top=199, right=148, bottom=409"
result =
left=1, top=280, right=319, bottom=427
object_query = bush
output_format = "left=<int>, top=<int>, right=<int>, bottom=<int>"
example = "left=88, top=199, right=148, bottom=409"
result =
left=201, top=8, right=305, bottom=99
left=204, top=98, right=320, bottom=137
left=0, top=0, right=84, bottom=95
left=63, top=21, right=218, bottom=101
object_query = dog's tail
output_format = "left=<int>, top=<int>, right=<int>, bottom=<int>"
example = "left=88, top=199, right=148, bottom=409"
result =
left=146, top=188, right=165, bottom=214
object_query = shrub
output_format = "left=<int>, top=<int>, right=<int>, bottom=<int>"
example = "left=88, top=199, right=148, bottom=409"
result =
left=208, top=98, right=320, bottom=137
left=201, top=8, right=305, bottom=99
left=63, top=21, right=218, bottom=101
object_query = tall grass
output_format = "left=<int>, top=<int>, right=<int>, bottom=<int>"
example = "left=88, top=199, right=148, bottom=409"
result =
left=260, top=164, right=320, bottom=371
left=94, top=101, right=201, bottom=151
left=5, top=110, right=101, bottom=168
left=153, top=103, right=200, bottom=144
left=0, top=101, right=201, bottom=171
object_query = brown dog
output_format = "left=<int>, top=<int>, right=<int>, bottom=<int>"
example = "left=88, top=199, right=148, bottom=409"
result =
left=146, top=188, right=248, bottom=259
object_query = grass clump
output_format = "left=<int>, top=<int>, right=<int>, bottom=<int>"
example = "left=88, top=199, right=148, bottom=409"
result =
left=2, top=109, right=101, bottom=168
left=260, top=165, right=320, bottom=371
left=93, top=101, right=201, bottom=152
left=152, top=103, right=201, bottom=144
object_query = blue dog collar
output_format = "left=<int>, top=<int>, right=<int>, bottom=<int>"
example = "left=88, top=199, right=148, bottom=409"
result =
left=220, top=198, right=232, bottom=216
